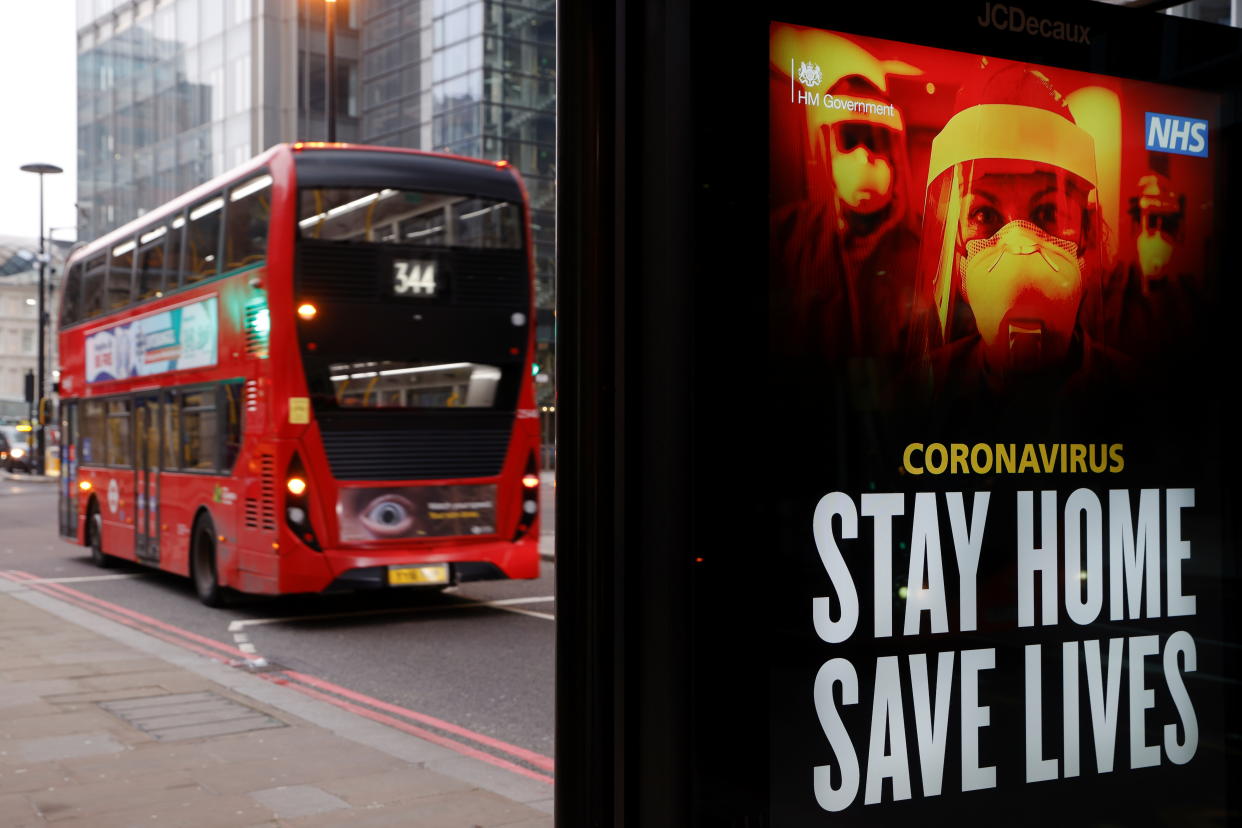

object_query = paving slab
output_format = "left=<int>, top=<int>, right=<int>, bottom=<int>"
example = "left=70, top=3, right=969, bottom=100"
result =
left=0, top=586, right=556, bottom=825
left=16, top=732, right=127, bottom=763
left=249, top=783, right=352, bottom=819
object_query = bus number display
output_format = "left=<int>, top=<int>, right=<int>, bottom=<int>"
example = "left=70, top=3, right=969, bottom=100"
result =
left=393, top=259, right=438, bottom=297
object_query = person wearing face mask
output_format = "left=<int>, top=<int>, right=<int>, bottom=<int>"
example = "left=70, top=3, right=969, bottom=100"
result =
left=1099, top=172, right=1199, bottom=363
left=770, top=30, right=921, bottom=362
left=907, top=63, right=1127, bottom=403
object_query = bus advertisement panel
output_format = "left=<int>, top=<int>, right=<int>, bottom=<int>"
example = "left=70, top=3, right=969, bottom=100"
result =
left=768, top=22, right=1233, bottom=825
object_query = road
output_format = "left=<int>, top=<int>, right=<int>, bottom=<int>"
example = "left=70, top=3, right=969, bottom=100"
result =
left=0, top=474, right=556, bottom=782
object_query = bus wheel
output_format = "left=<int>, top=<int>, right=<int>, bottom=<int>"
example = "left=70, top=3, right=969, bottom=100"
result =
left=88, top=507, right=115, bottom=569
left=192, top=516, right=229, bottom=608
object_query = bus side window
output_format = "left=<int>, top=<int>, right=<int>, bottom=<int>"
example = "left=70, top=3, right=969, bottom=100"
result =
left=225, top=174, right=271, bottom=271
left=81, top=400, right=105, bottom=465
left=162, top=390, right=181, bottom=470
left=109, top=240, right=136, bottom=310
left=221, top=382, right=243, bottom=471
left=136, top=225, right=169, bottom=301
left=180, top=390, right=218, bottom=470
left=167, top=214, right=185, bottom=292
left=185, top=196, right=223, bottom=284
left=61, top=263, right=83, bottom=327
left=82, top=255, right=107, bottom=319
left=105, top=399, right=132, bottom=467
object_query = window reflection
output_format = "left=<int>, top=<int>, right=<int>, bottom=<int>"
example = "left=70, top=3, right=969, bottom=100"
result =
left=323, top=361, right=502, bottom=409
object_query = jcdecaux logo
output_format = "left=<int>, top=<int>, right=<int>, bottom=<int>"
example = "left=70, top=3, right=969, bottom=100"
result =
left=1145, top=112, right=1209, bottom=158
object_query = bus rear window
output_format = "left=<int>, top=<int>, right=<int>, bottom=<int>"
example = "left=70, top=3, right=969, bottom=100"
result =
left=321, top=361, right=502, bottom=409
left=298, top=189, right=522, bottom=249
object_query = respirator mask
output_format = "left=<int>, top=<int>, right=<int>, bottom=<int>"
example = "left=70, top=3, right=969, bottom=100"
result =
left=959, top=219, right=1084, bottom=373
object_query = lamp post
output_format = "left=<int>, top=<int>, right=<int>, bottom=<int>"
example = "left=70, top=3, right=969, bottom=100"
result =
left=20, top=162, right=63, bottom=477
left=325, top=0, right=337, bottom=142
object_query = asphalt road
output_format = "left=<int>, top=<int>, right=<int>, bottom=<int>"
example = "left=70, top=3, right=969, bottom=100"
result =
left=0, top=474, right=556, bottom=773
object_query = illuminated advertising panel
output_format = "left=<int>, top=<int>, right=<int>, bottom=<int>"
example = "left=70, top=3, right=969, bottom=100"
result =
left=768, top=22, right=1231, bottom=825
left=85, top=296, right=219, bottom=383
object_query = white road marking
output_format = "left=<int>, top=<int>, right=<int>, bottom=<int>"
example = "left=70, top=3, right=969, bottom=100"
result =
left=15, top=574, right=145, bottom=584
left=227, top=595, right=557, bottom=632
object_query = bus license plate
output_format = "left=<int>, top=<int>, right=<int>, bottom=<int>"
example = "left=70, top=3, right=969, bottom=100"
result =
left=387, top=564, right=450, bottom=586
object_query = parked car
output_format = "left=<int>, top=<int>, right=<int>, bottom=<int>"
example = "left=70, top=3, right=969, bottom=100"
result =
left=0, top=426, right=34, bottom=473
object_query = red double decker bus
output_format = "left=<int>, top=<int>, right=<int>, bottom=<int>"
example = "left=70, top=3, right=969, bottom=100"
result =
left=56, top=143, right=541, bottom=606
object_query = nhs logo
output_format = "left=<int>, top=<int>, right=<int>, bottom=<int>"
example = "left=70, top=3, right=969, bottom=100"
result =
left=1145, top=112, right=1209, bottom=158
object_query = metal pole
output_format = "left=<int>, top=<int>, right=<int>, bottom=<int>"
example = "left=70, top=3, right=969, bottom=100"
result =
left=22, top=163, right=62, bottom=475
left=326, top=0, right=336, bottom=142
left=36, top=174, right=46, bottom=476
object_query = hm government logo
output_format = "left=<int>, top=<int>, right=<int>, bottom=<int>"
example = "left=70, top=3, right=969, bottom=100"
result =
left=797, top=61, right=823, bottom=90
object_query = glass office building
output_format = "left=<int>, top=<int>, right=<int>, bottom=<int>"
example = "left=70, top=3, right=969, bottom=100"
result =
left=76, top=0, right=359, bottom=241
left=77, top=0, right=555, bottom=428
left=358, top=0, right=556, bottom=409
left=359, top=0, right=555, bottom=303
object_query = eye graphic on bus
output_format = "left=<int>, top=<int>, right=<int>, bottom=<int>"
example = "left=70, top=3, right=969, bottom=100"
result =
left=359, top=494, right=416, bottom=537
left=338, top=484, right=499, bottom=542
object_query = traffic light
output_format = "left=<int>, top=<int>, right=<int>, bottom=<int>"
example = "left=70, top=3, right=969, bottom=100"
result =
left=531, top=362, right=542, bottom=377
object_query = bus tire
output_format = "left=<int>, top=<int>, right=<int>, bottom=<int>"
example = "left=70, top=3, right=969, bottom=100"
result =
left=191, top=515, right=229, bottom=608
left=88, top=506, right=116, bottom=569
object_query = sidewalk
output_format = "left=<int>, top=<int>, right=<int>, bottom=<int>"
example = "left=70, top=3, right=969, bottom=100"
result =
left=0, top=585, right=554, bottom=827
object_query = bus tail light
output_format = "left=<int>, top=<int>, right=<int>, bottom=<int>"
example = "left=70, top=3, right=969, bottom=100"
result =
left=513, top=454, right=540, bottom=541
left=285, top=454, right=321, bottom=551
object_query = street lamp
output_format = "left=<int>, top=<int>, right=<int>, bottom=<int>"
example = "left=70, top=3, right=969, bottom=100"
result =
left=325, top=0, right=337, bottom=142
left=20, top=162, right=63, bottom=477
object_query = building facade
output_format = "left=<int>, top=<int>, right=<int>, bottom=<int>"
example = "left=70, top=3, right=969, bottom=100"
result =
left=75, top=0, right=361, bottom=241
left=0, top=237, right=67, bottom=421
left=77, top=0, right=556, bottom=425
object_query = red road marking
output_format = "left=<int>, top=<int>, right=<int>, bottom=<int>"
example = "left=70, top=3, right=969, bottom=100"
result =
left=3, top=570, right=247, bottom=658
left=262, top=673, right=554, bottom=785
left=282, top=669, right=555, bottom=772
left=0, top=571, right=235, bottom=663
left=2, top=568, right=557, bottom=785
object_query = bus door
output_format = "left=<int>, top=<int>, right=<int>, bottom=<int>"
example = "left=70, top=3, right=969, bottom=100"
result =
left=59, top=402, right=77, bottom=538
left=134, top=394, right=161, bottom=564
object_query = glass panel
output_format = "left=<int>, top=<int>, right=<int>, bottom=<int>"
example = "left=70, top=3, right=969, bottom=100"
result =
left=107, top=242, right=134, bottom=310
left=61, top=263, right=83, bottom=327
left=185, top=197, right=222, bottom=282
left=81, top=400, right=106, bottom=465
left=105, top=398, right=131, bottom=467
left=180, top=390, right=218, bottom=470
left=138, top=398, right=160, bottom=470
left=298, top=188, right=522, bottom=249
left=162, top=392, right=181, bottom=469
left=224, top=174, right=271, bottom=270
left=82, top=256, right=108, bottom=319
left=323, top=361, right=501, bottom=409
left=222, top=383, right=242, bottom=470
left=167, top=215, right=184, bottom=290
left=136, top=226, right=168, bottom=300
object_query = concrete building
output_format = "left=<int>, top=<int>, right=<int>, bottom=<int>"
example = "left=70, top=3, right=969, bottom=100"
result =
left=0, top=236, right=67, bottom=421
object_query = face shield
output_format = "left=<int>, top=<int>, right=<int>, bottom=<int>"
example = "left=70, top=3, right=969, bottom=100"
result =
left=1129, top=175, right=1184, bottom=281
left=808, top=96, right=906, bottom=221
left=912, top=103, right=1102, bottom=378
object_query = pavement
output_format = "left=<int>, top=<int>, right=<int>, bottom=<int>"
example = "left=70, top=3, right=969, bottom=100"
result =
left=0, top=472, right=558, bottom=827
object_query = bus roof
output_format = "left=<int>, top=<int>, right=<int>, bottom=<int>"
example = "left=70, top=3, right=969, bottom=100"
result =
left=67, top=143, right=525, bottom=267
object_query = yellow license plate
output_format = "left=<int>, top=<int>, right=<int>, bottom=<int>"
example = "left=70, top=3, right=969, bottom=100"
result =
left=387, top=564, right=450, bottom=586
